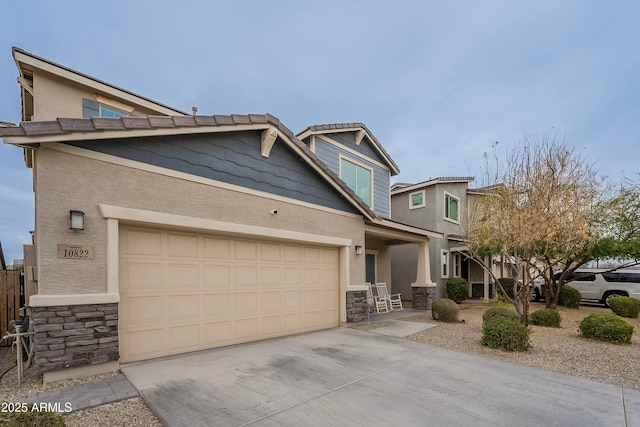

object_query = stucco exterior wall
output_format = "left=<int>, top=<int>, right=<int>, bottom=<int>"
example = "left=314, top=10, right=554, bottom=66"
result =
left=32, top=71, right=165, bottom=121
left=34, top=146, right=365, bottom=296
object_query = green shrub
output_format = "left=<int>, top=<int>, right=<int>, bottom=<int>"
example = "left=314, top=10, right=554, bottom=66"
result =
left=558, top=285, right=581, bottom=309
left=608, top=297, right=640, bottom=318
left=529, top=308, right=561, bottom=327
left=481, top=317, right=531, bottom=351
left=497, top=278, right=516, bottom=299
left=483, top=306, right=520, bottom=323
left=579, top=313, right=634, bottom=344
left=446, top=278, right=468, bottom=304
left=431, top=298, right=459, bottom=323
left=0, top=405, right=67, bottom=426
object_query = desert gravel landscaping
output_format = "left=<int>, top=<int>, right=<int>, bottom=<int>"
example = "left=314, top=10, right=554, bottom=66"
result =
left=0, top=301, right=637, bottom=425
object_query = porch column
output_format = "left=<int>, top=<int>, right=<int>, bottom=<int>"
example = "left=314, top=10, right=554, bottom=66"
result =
left=411, top=240, right=436, bottom=310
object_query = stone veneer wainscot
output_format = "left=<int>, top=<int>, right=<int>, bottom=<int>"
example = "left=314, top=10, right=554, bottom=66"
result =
left=346, top=290, right=368, bottom=322
left=31, top=303, right=119, bottom=372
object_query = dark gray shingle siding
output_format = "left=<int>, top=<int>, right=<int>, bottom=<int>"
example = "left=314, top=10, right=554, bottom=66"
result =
left=66, top=131, right=359, bottom=214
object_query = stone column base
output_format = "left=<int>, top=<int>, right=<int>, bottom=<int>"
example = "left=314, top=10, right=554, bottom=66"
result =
left=411, top=283, right=436, bottom=310
left=346, top=290, right=367, bottom=322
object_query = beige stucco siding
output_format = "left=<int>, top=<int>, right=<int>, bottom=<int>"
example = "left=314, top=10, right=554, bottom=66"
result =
left=34, top=146, right=365, bottom=296
left=33, top=71, right=166, bottom=121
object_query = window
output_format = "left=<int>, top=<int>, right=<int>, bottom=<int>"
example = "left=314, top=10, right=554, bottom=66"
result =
left=441, top=250, right=449, bottom=278
left=409, top=190, right=425, bottom=209
left=444, top=193, right=459, bottom=222
left=340, top=157, right=372, bottom=206
left=453, top=252, right=462, bottom=277
left=99, top=105, right=127, bottom=118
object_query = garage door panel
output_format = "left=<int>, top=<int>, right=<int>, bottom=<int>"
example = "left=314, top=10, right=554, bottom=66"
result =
left=168, top=325, right=201, bottom=352
left=119, top=226, right=339, bottom=363
left=235, top=292, right=258, bottom=313
left=235, top=240, right=258, bottom=260
left=261, top=243, right=281, bottom=261
left=167, top=233, right=200, bottom=258
left=203, top=264, right=230, bottom=288
left=121, top=295, right=163, bottom=324
left=126, top=328, right=164, bottom=360
left=261, top=291, right=282, bottom=312
left=283, top=313, right=303, bottom=331
left=261, top=315, right=283, bottom=335
left=203, top=294, right=232, bottom=317
left=204, top=237, right=231, bottom=259
left=236, top=318, right=259, bottom=339
left=235, top=265, right=258, bottom=288
left=122, top=261, right=164, bottom=290
left=121, top=229, right=163, bottom=256
left=204, top=321, right=232, bottom=345
left=167, top=294, right=200, bottom=321
left=167, top=264, right=200, bottom=289
left=261, top=266, right=282, bottom=287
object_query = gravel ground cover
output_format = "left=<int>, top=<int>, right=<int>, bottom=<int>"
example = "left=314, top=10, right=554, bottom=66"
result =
left=351, top=302, right=640, bottom=391
left=1, top=301, right=637, bottom=425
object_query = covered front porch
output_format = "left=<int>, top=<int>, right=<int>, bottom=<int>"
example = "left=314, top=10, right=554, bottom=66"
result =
left=346, top=218, right=442, bottom=322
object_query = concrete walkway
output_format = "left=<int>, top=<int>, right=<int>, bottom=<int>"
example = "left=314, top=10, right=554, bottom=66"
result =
left=19, top=373, right=138, bottom=413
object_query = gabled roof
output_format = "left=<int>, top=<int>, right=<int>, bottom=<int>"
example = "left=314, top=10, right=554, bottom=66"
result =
left=467, top=183, right=504, bottom=195
left=391, top=177, right=475, bottom=195
left=297, top=122, right=400, bottom=175
left=12, top=47, right=188, bottom=118
left=0, top=113, right=379, bottom=221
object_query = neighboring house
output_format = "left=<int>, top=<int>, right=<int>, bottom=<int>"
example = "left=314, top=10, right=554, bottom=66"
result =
left=0, top=47, right=441, bottom=381
left=391, top=178, right=508, bottom=300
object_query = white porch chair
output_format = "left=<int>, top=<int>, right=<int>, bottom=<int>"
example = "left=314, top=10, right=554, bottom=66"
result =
left=376, top=282, right=403, bottom=311
left=366, top=282, right=389, bottom=315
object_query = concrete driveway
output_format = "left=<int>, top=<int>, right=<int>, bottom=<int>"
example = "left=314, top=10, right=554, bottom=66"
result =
left=121, top=327, right=639, bottom=427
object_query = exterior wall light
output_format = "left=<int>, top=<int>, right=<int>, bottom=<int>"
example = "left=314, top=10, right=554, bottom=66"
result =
left=70, top=210, right=85, bottom=230
left=355, top=245, right=363, bottom=255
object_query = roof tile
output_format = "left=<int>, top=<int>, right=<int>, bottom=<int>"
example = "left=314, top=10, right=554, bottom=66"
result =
left=122, top=117, right=152, bottom=129
left=148, top=116, right=176, bottom=128
left=231, top=114, right=252, bottom=125
left=91, top=118, right=125, bottom=130
left=173, top=116, right=197, bottom=127
left=194, top=115, right=217, bottom=126
left=212, top=115, right=234, bottom=125
left=22, top=121, right=66, bottom=136
left=58, top=118, right=97, bottom=132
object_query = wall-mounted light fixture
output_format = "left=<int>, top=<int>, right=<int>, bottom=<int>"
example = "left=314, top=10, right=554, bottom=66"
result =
left=355, top=245, right=363, bottom=255
left=69, top=210, right=85, bottom=230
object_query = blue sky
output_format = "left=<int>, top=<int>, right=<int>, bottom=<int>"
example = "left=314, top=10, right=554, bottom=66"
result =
left=1, top=0, right=639, bottom=263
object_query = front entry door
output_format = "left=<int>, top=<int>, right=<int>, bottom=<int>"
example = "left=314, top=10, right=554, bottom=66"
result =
left=365, top=253, right=376, bottom=283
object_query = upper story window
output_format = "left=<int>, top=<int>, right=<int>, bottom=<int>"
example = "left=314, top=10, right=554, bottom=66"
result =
left=340, top=157, right=372, bottom=206
left=444, top=192, right=459, bottom=223
left=83, top=96, right=133, bottom=118
left=409, top=190, right=425, bottom=209
left=99, top=104, right=127, bottom=118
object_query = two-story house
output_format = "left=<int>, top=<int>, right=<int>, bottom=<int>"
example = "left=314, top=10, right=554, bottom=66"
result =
left=0, top=47, right=441, bottom=381
left=391, top=178, right=506, bottom=301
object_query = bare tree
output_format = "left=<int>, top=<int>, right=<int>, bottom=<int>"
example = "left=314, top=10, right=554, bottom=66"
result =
left=463, top=133, right=611, bottom=320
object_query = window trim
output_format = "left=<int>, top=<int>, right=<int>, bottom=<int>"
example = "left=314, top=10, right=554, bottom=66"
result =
left=339, top=155, right=374, bottom=208
left=409, top=190, right=425, bottom=209
left=441, top=249, right=449, bottom=278
left=452, top=252, right=462, bottom=278
left=444, top=192, right=460, bottom=224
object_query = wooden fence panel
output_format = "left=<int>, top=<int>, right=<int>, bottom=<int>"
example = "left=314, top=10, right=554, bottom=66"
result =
left=1, top=271, right=21, bottom=345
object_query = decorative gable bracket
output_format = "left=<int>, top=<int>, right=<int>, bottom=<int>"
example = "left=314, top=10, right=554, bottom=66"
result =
left=355, top=129, right=366, bottom=146
left=261, top=127, right=279, bottom=157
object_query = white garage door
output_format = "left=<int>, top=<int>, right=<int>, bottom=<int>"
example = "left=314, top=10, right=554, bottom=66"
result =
left=118, top=226, right=340, bottom=362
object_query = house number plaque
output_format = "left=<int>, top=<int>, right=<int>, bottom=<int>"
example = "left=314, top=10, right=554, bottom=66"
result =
left=57, top=244, right=94, bottom=259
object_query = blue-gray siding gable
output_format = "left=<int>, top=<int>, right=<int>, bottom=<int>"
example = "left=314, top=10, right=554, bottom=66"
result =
left=66, top=131, right=360, bottom=214
left=313, top=137, right=390, bottom=218
left=326, top=132, right=388, bottom=166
